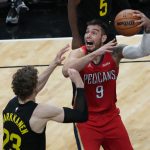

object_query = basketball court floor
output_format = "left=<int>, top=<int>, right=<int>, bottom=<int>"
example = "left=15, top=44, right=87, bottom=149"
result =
left=0, top=35, right=150, bottom=150
left=0, top=1, right=150, bottom=149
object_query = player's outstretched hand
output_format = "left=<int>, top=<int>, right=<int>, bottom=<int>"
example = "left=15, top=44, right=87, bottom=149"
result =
left=95, top=39, right=117, bottom=56
left=54, top=44, right=70, bottom=66
left=133, top=10, right=150, bottom=32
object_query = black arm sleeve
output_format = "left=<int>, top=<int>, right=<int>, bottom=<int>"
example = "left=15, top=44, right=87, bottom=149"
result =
left=63, top=88, right=88, bottom=123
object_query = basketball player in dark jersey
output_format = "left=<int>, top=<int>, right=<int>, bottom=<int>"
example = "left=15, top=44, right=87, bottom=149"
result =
left=63, top=11, right=150, bottom=150
left=68, top=0, right=131, bottom=49
left=3, top=45, right=88, bottom=150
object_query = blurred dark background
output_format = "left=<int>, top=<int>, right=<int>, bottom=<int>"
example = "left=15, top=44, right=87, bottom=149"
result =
left=0, top=0, right=149, bottom=40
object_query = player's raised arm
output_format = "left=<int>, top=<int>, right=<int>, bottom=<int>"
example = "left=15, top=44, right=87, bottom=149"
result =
left=68, top=0, right=83, bottom=49
left=122, top=11, right=150, bottom=59
left=62, top=40, right=117, bottom=77
left=36, top=44, right=70, bottom=94
left=30, top=69, right=88, bottom=133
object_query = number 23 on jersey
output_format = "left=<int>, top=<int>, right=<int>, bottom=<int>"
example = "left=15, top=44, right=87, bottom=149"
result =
left=3, top=128, right=21, bottom=150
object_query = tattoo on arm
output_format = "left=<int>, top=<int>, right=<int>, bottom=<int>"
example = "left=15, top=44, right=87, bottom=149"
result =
left=113, top=44, right=127, bottom=59
left=145, top=27, right=150, bottom=33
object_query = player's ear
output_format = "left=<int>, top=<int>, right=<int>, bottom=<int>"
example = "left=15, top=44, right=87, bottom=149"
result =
left=102, top=34, right=107, bottom=43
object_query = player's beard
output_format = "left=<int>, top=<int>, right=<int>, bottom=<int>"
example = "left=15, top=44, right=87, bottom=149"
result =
left=86, top=46, right=96, bottom=53
left=87, top=41, right=103, bottom=53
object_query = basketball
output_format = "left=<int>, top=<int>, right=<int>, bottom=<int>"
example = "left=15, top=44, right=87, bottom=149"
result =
left=114, top=9, right=141, bottom=36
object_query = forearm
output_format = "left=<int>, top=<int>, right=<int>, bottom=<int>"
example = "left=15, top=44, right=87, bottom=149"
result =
left=145, top=24, right=150, bottom=33
left=68, top=0, right=80, bottom=37
left=122, top=33, right=150, bottom=59
left=63, top=88, right=88, bottom=123
left=36, top=61, right=57, bottom=93
left=63, top=52, right=97, bottom=77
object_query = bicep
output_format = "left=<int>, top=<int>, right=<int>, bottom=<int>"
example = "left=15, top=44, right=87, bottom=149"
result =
left=34, top=103, right=65, bottom=123
left=68, top=48, right=85, bottom=59
left=50, top=108, right=64, bottom=123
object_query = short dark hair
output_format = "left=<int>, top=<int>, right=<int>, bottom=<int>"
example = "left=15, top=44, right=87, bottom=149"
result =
left=12, top=66, right=38, bottom=101
left=86, top=19, right=108, bottom=35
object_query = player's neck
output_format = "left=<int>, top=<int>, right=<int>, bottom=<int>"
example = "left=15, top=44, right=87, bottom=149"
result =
left=18, top=95, right=35, bottom=104
left=93, top=55, right=104, bottom=65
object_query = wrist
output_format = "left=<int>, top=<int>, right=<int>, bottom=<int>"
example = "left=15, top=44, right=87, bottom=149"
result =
left=49, top=61, right=58, bottom=69
left=145, top=26, right=150, bottom=33
left=91, top=50, right=100, bottom=58
left=75, top=82, right=84, bottom=88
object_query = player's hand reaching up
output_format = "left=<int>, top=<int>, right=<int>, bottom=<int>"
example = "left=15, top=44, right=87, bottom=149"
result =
left=68, top=68, right=84, bottom=88
left=133, top=10, right=150, bottom=33
left=54, top=44, right=70, bottom=66
left=95, top=39, right=117, bottom=56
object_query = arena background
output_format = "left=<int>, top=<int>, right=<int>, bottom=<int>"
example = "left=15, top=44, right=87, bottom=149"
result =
left=0, top=0, right=150, bottom=149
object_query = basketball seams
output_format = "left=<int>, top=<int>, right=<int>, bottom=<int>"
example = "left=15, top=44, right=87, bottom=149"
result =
left=116, top=28, right=141, bottom=36
left=116, top=26, right=140, bottom=30
left=114, top=9, right=142, bottom=36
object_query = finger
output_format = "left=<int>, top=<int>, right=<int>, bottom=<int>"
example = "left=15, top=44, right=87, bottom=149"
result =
left=107, top=44, right=116, bottom=49
left=61, top=47, right=70, bottom=54
left=111, top=38, right=116, bottom=42
left=58, top=47, right=70, bottom=58
left=104, top=41, right=114, bottom=47
left=111, top=41, right=117, bottom=46
left=132, top=10, right=141, bottom=14
left=59, top=44, right=70, bottom=53
left=137, top=22, right=144, bottom=28
left=135, top=19, right=142, bottom=24
left=107, top=39, right=115, bottom=44
left=133, top=14, right=141, bottom=18
left=107, top=41, right=117, bottom=46
left=135, top=18, right=145, bottom=26
left=109, top=39, right=117, bottom=45
left=62, top=44, right=70, bottom=50
left=105, top=50, right=113, bottom=53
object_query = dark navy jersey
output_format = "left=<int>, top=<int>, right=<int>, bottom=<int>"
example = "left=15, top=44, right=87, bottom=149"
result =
left=77, top=0, right=114, bottom=42
left=3, top=97, right=46, bottom=150
left=78, top=0, right=113, bottom=23
left=77, top=0, right=130, bottom=41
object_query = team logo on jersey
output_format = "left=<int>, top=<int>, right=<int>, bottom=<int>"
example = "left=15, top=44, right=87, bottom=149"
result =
left=102, top=62, right=110, bottom=67
left=15, top=107, right=19, bottom=112
left=87, top=63, right=92, bottom=68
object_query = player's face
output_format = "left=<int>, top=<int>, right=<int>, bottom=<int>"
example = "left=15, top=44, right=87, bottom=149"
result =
left=84, top=25, right=105, bottom=52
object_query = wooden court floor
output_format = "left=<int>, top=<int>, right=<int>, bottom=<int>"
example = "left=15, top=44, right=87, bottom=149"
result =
left=0, top=36, right=150, bottom=150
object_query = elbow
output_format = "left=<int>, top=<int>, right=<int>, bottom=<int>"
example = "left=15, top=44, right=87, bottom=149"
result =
left=81, top=114, right=88, bottom=122
left=77, top=112, right=88, bottom=123
left=62, top=67, right=69, bottom=78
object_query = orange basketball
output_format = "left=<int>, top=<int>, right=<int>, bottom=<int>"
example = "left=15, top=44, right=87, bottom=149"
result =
left=114, top=9, right=142, bottom=36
